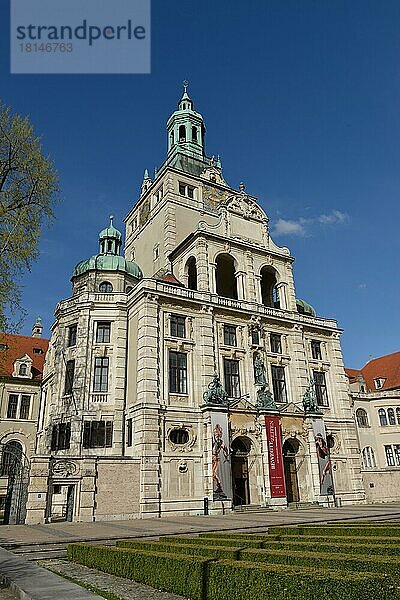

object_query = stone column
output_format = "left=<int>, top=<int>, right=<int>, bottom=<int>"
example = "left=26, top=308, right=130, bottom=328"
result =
left=196, top=239, right=210, bottom=292
left=25, top=456, right=51, bottom=525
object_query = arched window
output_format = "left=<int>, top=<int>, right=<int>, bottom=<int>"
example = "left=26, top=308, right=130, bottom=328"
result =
left=170, top=131, right=174, bottom=147
left=1, top=441, right=23, bottom=476
left=179, top=125, right=186, bottom=142
left=378, top=408, right=388, bottom=426
left=216, top=254, right=237, bottom=299
left=186, top=257, right=197, bottom=290
left=388, top=408, right=396, bottom=425
left=356, top=408, right=369, bottom=428
left=19, top=364, right=27, bottom=376
left=99, top=281, right=113, bottom=293
left=396, top=407, right=400, bottom=425
left=192, top=126, right=198, bottom=143
left=362, top=447, right=376, bottom=469
left=260, top=266, right=279, bottom=308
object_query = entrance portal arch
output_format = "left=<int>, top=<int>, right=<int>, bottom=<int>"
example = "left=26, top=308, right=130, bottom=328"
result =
left=283, top=438, right=300, bottom=503
left=231, top=436, right=251, bottom=506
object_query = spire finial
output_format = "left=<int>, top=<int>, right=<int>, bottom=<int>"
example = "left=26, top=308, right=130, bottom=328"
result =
left=183, top=79, right=188, bottom=93
left=144, top=168, right=149, bottom=179
left=110, top=215, right=114, bottom=226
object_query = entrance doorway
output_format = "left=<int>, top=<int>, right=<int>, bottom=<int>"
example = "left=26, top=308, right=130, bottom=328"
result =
left=0, top=442, right=30, bottom=525
left=283, top=439, right=300, bottom=503
left=50, top=484, right=75, bottom=522
left=231, top=437, right=251, bottom=506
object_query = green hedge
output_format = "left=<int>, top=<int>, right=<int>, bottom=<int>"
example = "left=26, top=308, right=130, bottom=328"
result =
left=68, top=543, right=209, bottom=600
left=116, top=539, right=242, bottom=559
left=160, top=535, right=263, bottom=548
left=274, top=525, right=400, bottom=537
left=206, top=560, right=400, bottom=600
left=239, top=546, right=400, bottom=577
left=200, top=535, right=400, bottom=556
left=267, top=533, right=400, bottom=546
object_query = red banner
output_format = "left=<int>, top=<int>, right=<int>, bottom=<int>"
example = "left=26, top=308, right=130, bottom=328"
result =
left=265, top=415, right=286, bottom=498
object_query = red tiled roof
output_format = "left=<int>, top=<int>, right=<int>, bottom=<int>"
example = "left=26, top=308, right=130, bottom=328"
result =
left=346, top=351, right=400, bottom=392
left=159, top=273, right=185, bottom=287
left=345, top=368, right=361, bottom=384
left=0, top=333, right=49, bottom=381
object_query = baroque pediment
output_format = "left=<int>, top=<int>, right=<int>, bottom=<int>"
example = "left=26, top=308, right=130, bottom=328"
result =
left=221, top=194, right=267, bottom=223
left=279, top=401, right=305, bottom=415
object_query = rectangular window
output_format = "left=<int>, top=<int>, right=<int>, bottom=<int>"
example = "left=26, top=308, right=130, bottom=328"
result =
left=169, top=351, right=187, bottom=394
left=64, top=359, right=75, bottom=395
left=385, top=445, right=395, bottom=467
left=270, top=333, right=282, bottom=354
left=179, top=182, right=186, bottom=196
left=223, top=325, right=237, bottom=347
left=311, top=340, right=322, bottom=360
left=223, top=358, right=241, bottom=398
left=126, top=418, right=133, bottom=447
left=96, top=322, right=111, bottom=344
left=187, top=185, right=195, bottom=199
left=93, top=357, right=109, bottom=392
left=7, top=394, right=18, bottom=419
left=170, top=314, right=186, bottom=338
left=314, top=371, right=329, bottom=407
left=19, top=395, right=31, bottom=420
left=83, top=420, right=113, bottom=449
left=67, top=324, right=77, bottom=347
left=271, top=366, right=287, bottom=403
left=51, top=422, right=71, bottom=451
left=251, top=328, right=260, bottom=346
left=394, top=445, right=400, bottom=467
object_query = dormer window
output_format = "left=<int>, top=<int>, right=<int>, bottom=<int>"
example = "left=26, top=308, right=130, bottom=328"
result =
left=33, top=347, right=43, bottom=355
left=19, top=364, right=27, bottom=376
left=374, top=378, right=385, bottom=390
left=13, top=354, right=32, bottom=379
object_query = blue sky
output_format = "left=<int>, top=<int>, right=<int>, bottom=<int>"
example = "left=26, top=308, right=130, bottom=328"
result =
left=1, top=0, right=399, bottom=368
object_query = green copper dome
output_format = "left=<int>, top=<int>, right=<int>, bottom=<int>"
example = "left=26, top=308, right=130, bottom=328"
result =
left=99, top=215, right=122, bottom=241
left=296, top=298, right=316, bottom=317
left=72, top=216, right=143, bottom=280
left=73, top=254, right=143, bottom=279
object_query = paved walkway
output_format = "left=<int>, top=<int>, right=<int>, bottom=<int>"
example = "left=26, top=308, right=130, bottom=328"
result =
left=41, top=560, right=187, bottom=600
left=1, top=503, right=400, bottom=549
left=0, top=547, right=98, bottom=599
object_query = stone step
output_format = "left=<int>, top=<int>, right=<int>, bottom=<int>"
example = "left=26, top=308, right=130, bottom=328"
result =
left=233, top=505, right=273, bottom=513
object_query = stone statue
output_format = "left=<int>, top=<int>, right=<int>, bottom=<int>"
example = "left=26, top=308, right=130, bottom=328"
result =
left=256, top=382, right=277, bottom=410
left=254, top=355, right=267, bottom=386
left=203, top=372, right=228, bottom=405
left=303, top=380, right=321, bottom=414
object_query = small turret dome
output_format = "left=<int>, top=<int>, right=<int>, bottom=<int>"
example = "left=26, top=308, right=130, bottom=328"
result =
left=99, top=216, right=122, bottom=241
left=72, top=217, right=143, bottom=281
left=296, top=298, right=316, bottom=317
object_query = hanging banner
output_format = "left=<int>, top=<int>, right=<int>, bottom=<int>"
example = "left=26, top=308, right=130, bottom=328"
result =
left=312, top=418, right=334, bottom=495
left=211, top=412, right=232, bottom=501
left=265, top=415, right=286, bottom=498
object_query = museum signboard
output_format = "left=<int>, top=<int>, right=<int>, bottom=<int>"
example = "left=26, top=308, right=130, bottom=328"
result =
left=265, top=415, right=286, bottom=498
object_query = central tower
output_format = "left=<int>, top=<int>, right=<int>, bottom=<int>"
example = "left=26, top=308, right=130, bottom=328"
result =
left=167, top=81, right=206, bottom=162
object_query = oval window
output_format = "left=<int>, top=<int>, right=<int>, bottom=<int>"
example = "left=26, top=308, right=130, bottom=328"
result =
left=99, top=281, right=113, bottom=293
left=169, top=429, right=189, bottom=445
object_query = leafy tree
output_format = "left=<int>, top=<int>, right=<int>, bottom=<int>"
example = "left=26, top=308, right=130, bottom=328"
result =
left=0, top=101, right=60, bottom=332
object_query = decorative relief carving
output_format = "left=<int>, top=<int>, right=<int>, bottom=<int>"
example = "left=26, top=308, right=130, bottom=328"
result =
left=221, top=194, right=267, bottom=222
left=52, top=460, right=78, bottom=478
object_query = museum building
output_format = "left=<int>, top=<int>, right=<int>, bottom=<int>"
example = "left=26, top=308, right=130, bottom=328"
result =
left=25, top=86, right=365, bottom=523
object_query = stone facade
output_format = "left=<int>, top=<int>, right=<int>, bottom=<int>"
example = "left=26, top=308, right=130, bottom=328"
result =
left=26, top=87, right=365, bottom=524
left=347, top=354, right=400, bottom=503
left=0, top=322, right=48, bottom=521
